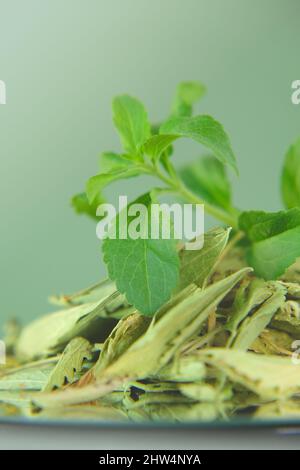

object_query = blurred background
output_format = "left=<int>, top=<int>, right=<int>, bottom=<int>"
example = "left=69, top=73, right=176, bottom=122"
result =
left=0, top=0, right=299, bottom=325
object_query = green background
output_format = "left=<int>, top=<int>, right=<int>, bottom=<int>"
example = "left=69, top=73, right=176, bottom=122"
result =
left=0, top=0, right=299, bottom=325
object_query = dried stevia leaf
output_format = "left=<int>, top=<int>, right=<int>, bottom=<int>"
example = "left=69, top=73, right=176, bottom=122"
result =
left=128, top=402, right=230, bottom=423
left=102, top=268, right=251, bottom=380
left=154, top=354, right=206, bottom=383
left=250, top=329, right=293, bottom=356
left=33, top=268, right=250, bottom=408
left=122, top=382, right=192, bottom=410
left=16, top=295, right=122, bottom=360
left=0, top=390, right=34, bottom=409
left=0, top=360, right=56, bottom=391
left=180, top=383, right=232, bottom=403
left=178, top=227, right=231, bottom=291
left=35, top=404, right=127, bottom=422
left=200, top=348, right=300, bottom=399
left=255, top=400, right=300, bottom=419
left=0, top=402, right=20, bottom=418
left=93, top=313, right=151, bottom=374
left=281, top=258, right=300, bottom=284
left=278, top=281, right=300, bottom=299
left=49, top=279, right=117, bottom=307
left=2, top=319, right=22, bottom=355
left=226, top=278, right=272, bottom=344
left=231, top=282, right=286, bottom=350
left=271, top=299, right=300, bottom=337
left=43, top=338, right=94, bottom=392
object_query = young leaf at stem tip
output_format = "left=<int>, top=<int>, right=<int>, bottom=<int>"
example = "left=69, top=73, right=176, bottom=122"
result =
left=71, top=192, right=105, bottom=220
left=99, top=151, right=136, bottom=173
left=281, top=136, right=300, bottom=209
left=160, top=115, right=238, bottom=174
left=86, top=167, right=141, bottom=204
left=142, top=134, right=178, bottom=162
left=172, top=81, right=206, bottom=117
left=112, top=95, right=151, bottom=157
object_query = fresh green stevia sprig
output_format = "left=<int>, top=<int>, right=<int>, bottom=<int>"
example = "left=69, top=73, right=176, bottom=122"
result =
left=71, top=81, right=300, bottom=314
left=81, top=83, right=240, bottom=315
left=5, top=81, right=300, bottom=423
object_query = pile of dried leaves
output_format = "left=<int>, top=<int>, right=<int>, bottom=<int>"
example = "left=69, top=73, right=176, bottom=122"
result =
left=1, top=227, right=300, bottom=423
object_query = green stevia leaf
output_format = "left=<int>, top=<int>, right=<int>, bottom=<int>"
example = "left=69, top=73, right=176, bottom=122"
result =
left=239, top=208, right=300, bottom=242
left=172, top=81, right=206, bottom=117
left=247, top=225, right=300, bottom=280
left=200, top=348, right=300, bottom=399
left=231, top=282, right=286, bottom=350
left=178, top=227, right=231, bottom=290
left=281, top=137, right=300, bottom=209
left=180, top=156, right=232, bottom=211
left=71, top=191, right=105, bottom=220
left=99, top=151, right=136, bottom=172
left=34, top=269, right=250, bottom=408
left=86, top=167, right=140, bottom=204
left=239, top=209, right=300, bottom=279
left=103, top=237, right=179, bottom=316
left=102, top=193, right=180, bottom=316
left=142, top=134, right=178, bottom=161
left=43, top=338, right=94, bottom=392
left=160, top=115, right=238, bottom=174
left=112, top=95, right=151, bottom=156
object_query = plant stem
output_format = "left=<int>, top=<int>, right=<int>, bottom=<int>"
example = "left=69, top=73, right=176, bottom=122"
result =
left=143, top=162, right=240, bottom=228
left=176, top=183, right=239, bottom=228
